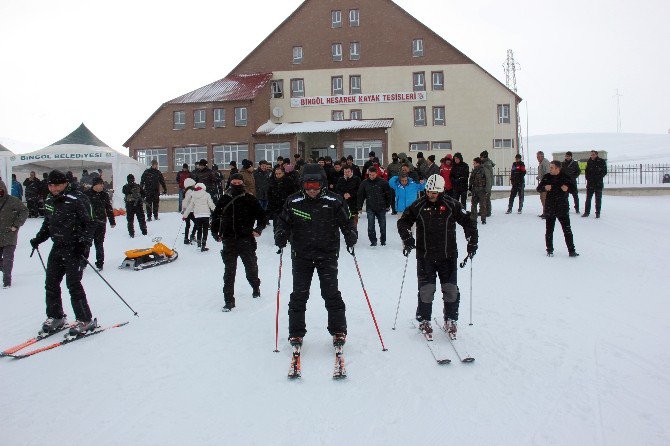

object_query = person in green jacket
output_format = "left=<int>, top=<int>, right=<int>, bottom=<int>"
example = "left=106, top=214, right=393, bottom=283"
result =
left=480, top=150, right=495, bottom=217
left=0, top=180, right=29, bottom=288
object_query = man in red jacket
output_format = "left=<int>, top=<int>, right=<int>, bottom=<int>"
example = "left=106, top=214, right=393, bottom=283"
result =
left=176, top=163, right=191, bottom=212
left=439, top=155, right=453, bottom=197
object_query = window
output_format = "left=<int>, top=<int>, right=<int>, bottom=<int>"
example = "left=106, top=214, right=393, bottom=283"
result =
left=332, top=43, right=343, bottom=62
left=234, top=107, right=247, bottom=126
left=193, top=109, right=206, bottom=129
left=350, top=109, right=362, bottom=120
left=433, top=106, right=445, bottom=126
left=136, top=149, right=168, bottom=170
left=343, top=140, right=383, bottom=165
left=413, top=72, right=426, bottom=91
left=332, top=76, right=344, bottom=96
left=255, top=142, right=291, bottom=164
left=432, top=71, right=444, bottom=90
left=214, top=108, right=225, bottom=128
left=493, top=139, right=514, bottom=149
left=213, top=144, right=249, bottom=166
left=413, top=38, right=424, bottom=57
left=349, top=42, right=360, bottom=60
left=497, top=104, right=511, bottom=124
left=332, top=10, right=342, bottom=28
left=174, top=146, right=207, bottom=171
left=349, top=75, right=362, bottom=95
left=409, top=142, right=429, bottom=152
left=173, top=111, right=185, bottom=130
left=414, top=107, right=426, bottom=126
left=290, top=78, right=305, bottom=98
left=271, top=80, right=284, bottom=99
left=349, top=9, right=359, bottom=27
left=332, top=110, right=345, bottom=121
left=292, top=46, right=303, bottom=64
left=432, top=141, right=453, bottom=151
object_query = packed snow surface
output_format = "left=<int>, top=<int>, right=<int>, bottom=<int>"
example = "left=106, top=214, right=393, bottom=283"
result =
left=1, top=195, right=669, bottom=445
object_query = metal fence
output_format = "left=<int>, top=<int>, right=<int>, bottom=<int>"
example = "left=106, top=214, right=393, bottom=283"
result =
left=493, top=164, right=670, bottom=187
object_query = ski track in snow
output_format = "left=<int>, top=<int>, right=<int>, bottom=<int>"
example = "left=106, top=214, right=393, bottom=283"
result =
left=1, top=195, right=670, bottom=445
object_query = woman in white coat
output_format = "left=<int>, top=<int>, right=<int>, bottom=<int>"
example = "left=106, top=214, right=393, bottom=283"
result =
left=182, top=182, right=215, bottom=251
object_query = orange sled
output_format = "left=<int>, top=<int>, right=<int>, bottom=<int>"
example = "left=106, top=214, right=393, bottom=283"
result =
left=119, top=238, right=178, bottom=271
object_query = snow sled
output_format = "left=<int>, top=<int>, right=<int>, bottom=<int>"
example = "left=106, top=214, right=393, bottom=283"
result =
left=119, top=237, right=178, bottom=271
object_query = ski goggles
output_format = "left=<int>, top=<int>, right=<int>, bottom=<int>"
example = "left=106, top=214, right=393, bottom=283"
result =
left=303, top=181, right=322, bottom=190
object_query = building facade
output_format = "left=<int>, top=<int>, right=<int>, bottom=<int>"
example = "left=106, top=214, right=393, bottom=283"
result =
left=125, top=0, right=521, bottom=192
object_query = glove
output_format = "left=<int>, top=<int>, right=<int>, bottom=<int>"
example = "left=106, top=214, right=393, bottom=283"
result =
left=346, top=245, right=355, bottom=256
left=344, top=230, right=357, bottom=249
left=275, top=232, right=287, bottom=249
left=30, top=238, right=40, bottom=249
left=467, top=241, right=478, bottom=258
left=402, top=236, right=416, bottom=257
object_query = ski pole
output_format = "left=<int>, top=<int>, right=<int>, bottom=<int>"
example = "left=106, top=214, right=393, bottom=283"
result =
left=392, top=253, right=410, bottom=330
left=31, top=247, right=47, bottom=272
left=273, top=249, right=283, bottom=353
left=469, top=257, right=474, bottom=326
left=349, top=248, right=388, bottom=351
left=81, top=255, right=139, bottom=317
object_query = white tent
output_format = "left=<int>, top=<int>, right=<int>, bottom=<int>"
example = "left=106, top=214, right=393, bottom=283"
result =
left=0, top=124, right=145, bottom=208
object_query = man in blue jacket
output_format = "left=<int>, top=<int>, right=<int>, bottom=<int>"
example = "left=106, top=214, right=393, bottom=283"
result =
left=388, top=173, right=425, bottom=213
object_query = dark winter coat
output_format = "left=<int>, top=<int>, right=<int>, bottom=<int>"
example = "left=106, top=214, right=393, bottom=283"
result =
left=425, top=162, right=440, bottom=179
left=335, top=175, right=362, bottom=213
left=140, top=167, right=167, bottom=197
left=327, top=168, right=343, bottom=189
left=23, top=177, right=41, bottom=199
left=561, top=159, right=581, bottom=181
left=450, top=161, right=470, bottom=193
left=225, top=167, right=239, bottom=188
left=537, top=173, right=572, bottom=216
left=253, top=168, right=272, bottom=201
left=469, top=166, right=488, bottom=192
left=398, top=194, right=478, bottom=260
left=122, top=182, right=144, bottom=207
left=33, top=186, right=96, bottom=248
left=585, top=157, right=607, bottom=189
left=84, top=189, right=116, bottom=226
left=190, top=167, right=217, bottom=193
left=266, top=175, right=300, bottom=219
left=275, top=190, right=357, bottom=260
left=416, top=158, right=429, bottom=180
left=210, top=192, right=267, bottom=240
left=0, top=180, right=29, bottom=247
left=176, top=171, right=191, bottom=189
left=481, top=158, right=496, bottom=192
left=357, top=177, right=392, bottom=212
left=510, top=161, right=527, bottom=186
left=386, top=160, right=403, bottom=179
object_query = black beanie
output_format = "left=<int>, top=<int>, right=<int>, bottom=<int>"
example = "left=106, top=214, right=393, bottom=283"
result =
left=229, top=173, right=244, bottom=182
left=91, top=177, right=104, bottom=187
left=47, top=170, right=68, bottom=185
left=127, top=174, right=135, bottom=182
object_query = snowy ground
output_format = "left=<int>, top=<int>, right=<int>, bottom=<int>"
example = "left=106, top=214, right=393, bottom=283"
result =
left=1, top=195, right=669, bottom=445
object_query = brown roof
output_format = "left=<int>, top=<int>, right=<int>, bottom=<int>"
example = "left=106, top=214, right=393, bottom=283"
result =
left=168, top=73, right=273, bottom=104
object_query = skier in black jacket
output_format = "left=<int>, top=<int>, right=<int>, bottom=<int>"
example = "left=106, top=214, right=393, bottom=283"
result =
left=266, top=165, right=299, bottom=225
left=357, top=167, right=392, bottom=246
left=583, top=150, right=607, bottom=218
left=537, top=161, right=579, bottom=257
left=450, top=152, right=470, bottom=207
left=507, top=154, right=526, bottom=214
left=561, top=151, right=581, bottom=213
left=398, top=174, right=478, bottom=336
left=335, top=165, right=362, bottom=226
left=84, top=177, right=116, bottom=270
left=211, top=173, right=267, bottom=312
left=30, top=170, right=97, bottom=337
left=274, top=164, right=357, bottom=348
left=140, top=160, right=167, bottom=221
left=122, top=174, right=147, bottom=238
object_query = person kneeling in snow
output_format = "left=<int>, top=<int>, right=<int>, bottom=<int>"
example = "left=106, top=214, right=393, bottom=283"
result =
left=397, top=174, right=478, bottom=337
left=182, top=182, right=215, bottom=252
left=210, top=174, right=267, bottom=312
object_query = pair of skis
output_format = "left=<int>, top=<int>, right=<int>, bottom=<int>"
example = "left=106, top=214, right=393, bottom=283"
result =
left=413, top=319, right=475, bottom=364
left=1, top=322, right=129, bottom=360
left=288, top=344, right=346, bottom=380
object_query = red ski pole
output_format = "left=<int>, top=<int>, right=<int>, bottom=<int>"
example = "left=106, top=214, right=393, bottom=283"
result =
left=349, top=248, right=388, bottom=351
left=273, top=249, right=284, bottom=353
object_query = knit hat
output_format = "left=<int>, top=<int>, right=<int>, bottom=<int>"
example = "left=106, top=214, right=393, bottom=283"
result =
left=91, top=177, right=104, bottom=187
left=417, top=152, right=424, bottom=158
left=369, top=151, right=376, bottom=158
left=242, top=159, right=253, bottom=169
left=184, top=178, right=196, bottom=189
left=198, top=159, right=208, bottom=166
left=48, top=170, right=68, bottom=185
left=127, top=174, right=135, bottom=182
left=229, top=160, right=237, bottom=167
left=446, top=154, right=453, bottom=160
left=480, top=150, right=489, bottom=158
left=229, top=173, right=244, bottom=182
left=428, top=155, right=436, bottom=162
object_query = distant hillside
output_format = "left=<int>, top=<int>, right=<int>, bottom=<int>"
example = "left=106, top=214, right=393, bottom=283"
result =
left=528, top=133, right=670, bottom=164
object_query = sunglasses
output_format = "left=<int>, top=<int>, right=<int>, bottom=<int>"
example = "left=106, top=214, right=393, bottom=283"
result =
left=303, top=181, right=321, bottom=190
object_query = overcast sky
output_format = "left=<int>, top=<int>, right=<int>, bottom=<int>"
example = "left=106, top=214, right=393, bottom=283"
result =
left=1, top=0, right=668, bottom=153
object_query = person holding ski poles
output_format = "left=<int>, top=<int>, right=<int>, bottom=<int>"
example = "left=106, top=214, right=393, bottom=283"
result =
left=397, top=174, right=478, bottom=336
left=274, top=164, right=357, bottom=348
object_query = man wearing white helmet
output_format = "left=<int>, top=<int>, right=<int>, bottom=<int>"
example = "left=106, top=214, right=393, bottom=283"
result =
left=397, top=174, right=478, bottom=336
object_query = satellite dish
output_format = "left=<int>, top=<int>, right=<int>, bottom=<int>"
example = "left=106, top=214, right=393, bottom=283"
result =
left=272, top=106, right=284, bottom=118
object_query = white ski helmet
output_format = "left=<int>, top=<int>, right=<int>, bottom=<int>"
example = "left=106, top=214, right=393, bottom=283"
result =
left=425, top=174, right=445, bottom=193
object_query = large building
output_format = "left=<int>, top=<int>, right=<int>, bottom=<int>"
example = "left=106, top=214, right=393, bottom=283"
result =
left=125, top=0, right=521, bottom=191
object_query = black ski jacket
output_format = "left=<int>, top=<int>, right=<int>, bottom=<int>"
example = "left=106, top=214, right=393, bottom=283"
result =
left=211, top=192, right=267, bottom=240
left=253, top=168, right=272, bottom=201
left=190, top=167, right=217, bottom=193
left=537, top=173, right=572, bottom=216
left=335, top=176, right=362, bottom=213
left=140, top=168, right=167, bottom=197
left=585, top=157, right=607, bottom=189
left=266, top=175, right=300, bottom=219
left=357, top=177, right=392, bottom=212
left=397, top=194, right=477, bottom=260
left=275, top=190, right=357, bottom=260
left=450, top=162, right=470, bottom=193
left=84, top=189, right=116, bottom=225
left=561, top=159, right=581, bottom=181
left=33, top=187, right=96, bottom=248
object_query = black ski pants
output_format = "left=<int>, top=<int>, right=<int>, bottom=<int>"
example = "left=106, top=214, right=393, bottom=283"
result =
left=145, top=194, right=160, bottom=220
left=92, top=222, right=106, bottom=266
left=545, top=213, right=575, bottom=253
left=454, top=189, right=467, bottom=208
left=184, top=212, right=197, bottom=240
left=584, top=187, right=602, bottom=215
left=126, top=203, right=147, bottom=236
left=27, top=198, right=40, bottom=218
left=45, top=245, right=92, bottom=322
left=508, top=183, right=525, bottom=211
left=288, top=255, right=346, bottom=338
left=568, top=180, right=580, bottom=212
left=416, top=256, right=459, bottom=322
left=195, top=217, right=210, bottom=245
left=221, top=237, right=260, bottom=304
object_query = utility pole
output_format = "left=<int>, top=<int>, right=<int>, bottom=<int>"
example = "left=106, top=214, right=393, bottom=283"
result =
left=503, top=49, right=523, bottom=160
left=613, top=89, right=623, bottom=133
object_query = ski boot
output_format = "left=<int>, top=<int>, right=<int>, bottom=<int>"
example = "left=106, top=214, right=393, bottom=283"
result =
left=68, top=318, right=97, bottom=337
left=569, top=251, right=580, bottom=257
left=222, top=300, right=235, bottom=312
left=201, top=244, right=209, bottom=252
left=505, top=209, right=512, bottom=214
left=42, top=316, right=67, bottom=333
left=183, top=238, right=190, bottom=245
left=95, top=261, right=103, bottom=271
left=252, top=287, right=261, bottom=298
left=547, top=250, right=554, bottom=257
left=517, top=209, right=522, bottom=214
left=445, top=318, right=458, bottom=336
left=419, top=320, right=433, bottom=335
left=333, top=332, right=346, bottom=347
left=289, top=336, right=303, bottom=346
